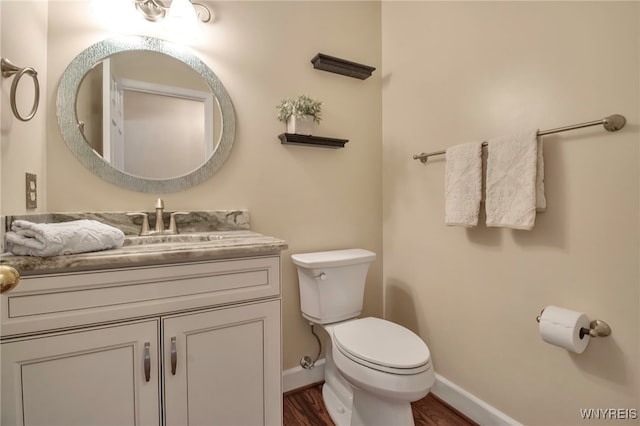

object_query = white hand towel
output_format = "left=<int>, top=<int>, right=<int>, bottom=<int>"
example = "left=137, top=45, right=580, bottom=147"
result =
left=445, top=141, right=483, bottom=227
left=485, top=129, right=543, bottom=230
left=536, top=139, right=546, bottom=212
left=5, top=219, right=125, bottom=257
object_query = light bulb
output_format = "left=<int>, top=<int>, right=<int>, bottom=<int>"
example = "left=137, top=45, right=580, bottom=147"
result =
left=164, top=0, right=202, bottom=41
left=166, top=0, right=198, bottom=24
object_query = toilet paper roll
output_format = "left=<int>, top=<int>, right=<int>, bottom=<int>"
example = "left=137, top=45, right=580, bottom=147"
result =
left=538, top=305, right=590, bottom=353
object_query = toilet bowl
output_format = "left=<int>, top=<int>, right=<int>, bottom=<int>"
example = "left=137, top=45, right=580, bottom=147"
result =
left=292, top=249, right=435, bottom=426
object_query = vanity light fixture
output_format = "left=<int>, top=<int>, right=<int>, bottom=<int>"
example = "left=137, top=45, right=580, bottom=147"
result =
left=132, top=0, right=212, bottom=23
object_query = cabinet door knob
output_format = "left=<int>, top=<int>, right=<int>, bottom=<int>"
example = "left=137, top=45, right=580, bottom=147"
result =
left=143, top=342, right=151, bottom=382
left=170, top=337, right=177, bottom=375
left=0, top=265, right=20, bottom=294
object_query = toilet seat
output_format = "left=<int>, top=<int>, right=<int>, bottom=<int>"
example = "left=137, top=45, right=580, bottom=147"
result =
left=333, top=317, right=431, bottom=375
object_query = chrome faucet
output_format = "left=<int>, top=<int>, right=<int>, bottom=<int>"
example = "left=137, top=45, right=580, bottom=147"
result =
left=127, top=199, right=190, bottom=236
left=154, top=198, right=165, bottom=233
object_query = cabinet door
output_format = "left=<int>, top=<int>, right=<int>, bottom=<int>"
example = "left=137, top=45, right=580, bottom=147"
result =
left=1, top=320, right=160, bottom=426
left=163, top=300, right=281, bottom=426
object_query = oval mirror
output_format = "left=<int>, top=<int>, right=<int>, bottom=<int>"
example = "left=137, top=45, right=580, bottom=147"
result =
left=57, top=36, right=235, bottom=193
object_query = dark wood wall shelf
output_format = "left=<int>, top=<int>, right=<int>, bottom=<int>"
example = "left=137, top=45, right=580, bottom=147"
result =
left=278, top=133, right=348, bottom=148
left=311, top=53, right=375, bottom=80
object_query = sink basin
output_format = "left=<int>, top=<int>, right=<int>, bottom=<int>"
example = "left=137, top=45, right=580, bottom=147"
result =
left=123, top=233, right=229, bottom=247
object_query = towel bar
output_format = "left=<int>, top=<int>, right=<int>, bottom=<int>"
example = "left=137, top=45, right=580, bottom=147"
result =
left=413, top=114, right=626, bottom=163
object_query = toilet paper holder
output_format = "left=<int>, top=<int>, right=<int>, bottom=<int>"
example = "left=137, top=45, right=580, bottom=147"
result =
left=536, top=309, right=612, bottom=339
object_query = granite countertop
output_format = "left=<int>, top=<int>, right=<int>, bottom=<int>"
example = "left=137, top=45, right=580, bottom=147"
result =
left=0, top=210, right=288, bottom=276
left=1, top=231, right=288, bottom=276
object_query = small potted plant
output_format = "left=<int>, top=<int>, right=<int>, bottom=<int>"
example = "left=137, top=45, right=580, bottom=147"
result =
left=276, top=95, right=322, bottom=135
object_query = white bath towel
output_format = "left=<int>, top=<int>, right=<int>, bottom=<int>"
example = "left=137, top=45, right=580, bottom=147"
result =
left=5, top=219, right=125, bottom=257
left=485, top=129, right=544, bottom=230
left=445, top=141, right=484, bottom=227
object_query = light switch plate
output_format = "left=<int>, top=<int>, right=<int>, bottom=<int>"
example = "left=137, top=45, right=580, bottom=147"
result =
left=26, top=173, right=37, bottom=209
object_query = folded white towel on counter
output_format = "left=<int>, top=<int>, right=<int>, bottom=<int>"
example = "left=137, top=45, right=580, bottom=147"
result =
left=5, top=219, right=125, bottom=257
left=445, top=141, right=484, bottom=227
left=485, top=129, right=543, bottom=230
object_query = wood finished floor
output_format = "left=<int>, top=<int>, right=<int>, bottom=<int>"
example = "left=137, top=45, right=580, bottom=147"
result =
left=283, top=383, right=478, bottom=426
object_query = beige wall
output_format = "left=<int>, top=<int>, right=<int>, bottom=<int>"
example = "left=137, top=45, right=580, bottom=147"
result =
left=1, top=0, right=48, bottom=215
left=382, top=2, right=639, bottom=425
left=1, top=0, right=3, bottom=219
left=1, top=0, right=3, bottom=249
left=0, top=1, right=382, bottom=371
left=2, top=2, right=639, bottom=424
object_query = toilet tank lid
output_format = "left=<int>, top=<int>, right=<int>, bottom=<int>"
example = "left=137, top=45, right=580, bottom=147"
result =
left=291, top=249, right=376, bottom=268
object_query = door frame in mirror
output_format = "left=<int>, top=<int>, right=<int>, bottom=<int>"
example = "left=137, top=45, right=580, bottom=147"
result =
left=57, top=35, right=235, bottom=193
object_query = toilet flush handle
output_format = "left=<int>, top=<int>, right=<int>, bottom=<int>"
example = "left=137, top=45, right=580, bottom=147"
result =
left=314, top=272, right=327, bottom=281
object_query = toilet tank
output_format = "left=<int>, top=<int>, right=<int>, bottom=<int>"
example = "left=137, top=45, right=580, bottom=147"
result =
left=291, top=249, right=376, bottom=324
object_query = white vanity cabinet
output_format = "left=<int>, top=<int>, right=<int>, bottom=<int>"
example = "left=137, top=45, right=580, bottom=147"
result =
left=2, top=319, right=162, bottom=425
left=163, top=300, right=280, bottom=426
left=1, top=255, right=282, bottom=426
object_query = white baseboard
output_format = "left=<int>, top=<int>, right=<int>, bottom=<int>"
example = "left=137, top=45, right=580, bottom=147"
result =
left=282, top=359, right=326, bottom=393
left=282, top=360, right=520, bottom=425
left=432, top=373, right=522, bottom=426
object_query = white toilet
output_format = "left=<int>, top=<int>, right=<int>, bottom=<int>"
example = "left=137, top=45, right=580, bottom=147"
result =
left=292, top=249, right=435, bottom=426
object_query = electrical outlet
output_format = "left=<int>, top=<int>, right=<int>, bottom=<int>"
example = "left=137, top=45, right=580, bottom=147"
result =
left=26, top=173, right=37, bottom=209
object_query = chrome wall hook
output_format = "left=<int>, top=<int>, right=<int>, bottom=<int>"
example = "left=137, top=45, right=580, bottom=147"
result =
left=1, top=57, right=40, bottom=122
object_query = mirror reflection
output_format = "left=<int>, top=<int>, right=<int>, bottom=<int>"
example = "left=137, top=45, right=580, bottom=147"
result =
left=57, top=36, right=235, bottom=193
left=76, top=50, right=222, bottom=180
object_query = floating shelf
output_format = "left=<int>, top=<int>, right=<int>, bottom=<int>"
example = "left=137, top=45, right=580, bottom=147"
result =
left=311, top=53, right=375, bottom=80
left=278, top=133, right=348, bottom=149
